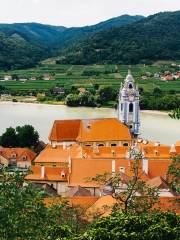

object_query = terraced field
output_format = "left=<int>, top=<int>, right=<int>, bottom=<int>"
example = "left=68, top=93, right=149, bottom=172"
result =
left=0, top=64, right=180, bottom=93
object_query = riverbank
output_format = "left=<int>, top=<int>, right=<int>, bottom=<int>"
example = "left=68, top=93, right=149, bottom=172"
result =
left=0, top=100, right=169, bottom=115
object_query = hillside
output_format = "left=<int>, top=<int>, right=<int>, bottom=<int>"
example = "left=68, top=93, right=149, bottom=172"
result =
left=60, top=11, right=180, bottom=64
left=0, top=15, right=143, bottom=70
left=55, top=15, right=144, bottom=48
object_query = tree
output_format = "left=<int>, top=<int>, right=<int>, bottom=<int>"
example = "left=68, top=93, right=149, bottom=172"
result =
left=0, top=127, right=18, bottom=147
left=153, top=87, right=163, bottom=97
left=89, top=148, right=159, bottom=213
left=169, top=108, right=180, bottom=120
left=0, top=125, right=39, bottom=149
left=66, top=94, right=79, bottom=107
left=37, top=93, right=46, bottom=102
left=0, top=170, right=87, bottom=240
left=97, top=85, right=114, bottom=103
left=16, top=125, right=39, bottom=148
left=78, top=211, right=180, bottom=240
left=0, top=170, right=47, bottom=239
left=168, top=155, right=180, bottom=194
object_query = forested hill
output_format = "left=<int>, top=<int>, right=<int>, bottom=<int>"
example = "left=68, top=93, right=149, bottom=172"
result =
left=0, top=23, right=65, bottom=70
left=0, top=15, right=143, bottom=70
left=60, top=11, right=180, bottom=65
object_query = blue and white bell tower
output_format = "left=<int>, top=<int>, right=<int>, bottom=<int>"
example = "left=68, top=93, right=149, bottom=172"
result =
left=118, top=70, right=140, bottom=136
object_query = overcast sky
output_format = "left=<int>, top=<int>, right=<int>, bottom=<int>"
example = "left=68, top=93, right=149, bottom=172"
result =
left=0, top=0, right=179, bottom=27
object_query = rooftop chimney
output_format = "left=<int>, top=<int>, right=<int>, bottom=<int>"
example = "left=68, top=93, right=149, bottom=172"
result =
left=41, top=166, right=45, bottom=179
left=170, top=144, right=176, bottom=154
left=142, top=158, right=148, bottom=174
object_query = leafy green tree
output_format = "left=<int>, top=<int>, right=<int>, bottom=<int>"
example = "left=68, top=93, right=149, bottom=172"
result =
left=37, top=93, right=46, bottom=102
left=16, top=125, right=39, bottom=148
left=78, top=211, right=180, bottom=240
left=66, top=94, right=79, bottom=107
left=168, top=155, right=180, bottom=193
left=78, top=91, right=96, bottom=107
left=97, top=85, right=114, bottom=103
left=0, top=125, right=39, bottom=149
left=0, top=127, right=18, bottom=147
left=153, top=87, right=163, bottom=97
left=169, top=108, right=180, bottom=120
left=0, top=170, right=47, bottom=239
left=0, top=170, right=87, bottom=240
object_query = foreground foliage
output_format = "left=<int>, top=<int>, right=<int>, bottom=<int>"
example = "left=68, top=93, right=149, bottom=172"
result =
left=76, top=211, right=180, bottom=240
left=168, top=155, right=180, bottom=194
left=0, top=170, right=86, bottom=240
left=0, top=168, right=179, bottom=240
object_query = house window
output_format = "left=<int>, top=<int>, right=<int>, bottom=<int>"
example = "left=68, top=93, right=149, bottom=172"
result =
left=97, top=143, right=105, bottom=147
left=123, top=143, right=129, bottom=146
left=52, top=164, right=56, bottom=167
left=84, top=143, right=92, bottom=147
left=129, top=103, right=133, bottom=112
left=111, top=143, right=117, bottom=147
left=119, top=167, right=125, bottom=173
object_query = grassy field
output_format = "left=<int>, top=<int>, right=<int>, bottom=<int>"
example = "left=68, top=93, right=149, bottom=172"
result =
left=0, top=63, right=180, bottom=93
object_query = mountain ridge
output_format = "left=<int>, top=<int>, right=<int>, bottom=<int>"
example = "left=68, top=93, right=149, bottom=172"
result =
left=60, top=11, right=180, bottom=64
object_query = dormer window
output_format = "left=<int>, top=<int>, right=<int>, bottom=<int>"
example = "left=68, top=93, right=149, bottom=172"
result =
left=61, top=171, right=66, bottom=178
left=97, top=143, right=105, bottom=147
left=11, top=153, right=17, bottom=158
left=119, top=167, right=125, bottom=173
left=22, top=156, right=27, bottom=161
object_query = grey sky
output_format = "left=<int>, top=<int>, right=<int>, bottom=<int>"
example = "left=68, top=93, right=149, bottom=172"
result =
left=0, top=0, right=179, bottom=27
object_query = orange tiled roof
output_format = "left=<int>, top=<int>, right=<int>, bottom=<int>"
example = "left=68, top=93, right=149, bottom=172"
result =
left=142, top=146, right=178, bottom=158
left=82, top=146, right=128, bottom=159
left=49, top=119, right=81, bottom=141
left=0, top=147, right=36, bottom=162
left=69, top=158, right=112, bottom=187
left=148, top=159, right=171, bottom=178
left=49, top=118, right=132, bottom=142
left=44, top=196, right=99, bottom=209
left=26, top=166, right=68, bottom=181
left=153, top=197, right=180, bottom=213
left=77, top=119, right=132, bottom=142
left=146, top=176, right=170, bottom=189
left=86, top=195, right=116, bottom=219
left=34, top=144, right=82, bottom=164
left=35, top=144, right=70, bottom=163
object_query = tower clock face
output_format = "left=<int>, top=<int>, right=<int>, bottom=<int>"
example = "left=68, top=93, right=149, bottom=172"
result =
left=129, top=95, right=134, bottom=101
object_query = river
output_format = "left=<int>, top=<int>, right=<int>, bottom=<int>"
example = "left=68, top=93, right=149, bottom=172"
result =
left=0, top=102, right=180, bottom=145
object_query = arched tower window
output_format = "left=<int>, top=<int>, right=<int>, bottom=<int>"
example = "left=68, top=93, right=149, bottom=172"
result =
left=129, top=103, right=133, bottom=112
left=129, top=84, right=133, bottom=89
left=121, top=103, right=123, bottom=111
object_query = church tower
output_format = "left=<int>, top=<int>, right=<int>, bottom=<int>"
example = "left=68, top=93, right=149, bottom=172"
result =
left=118, top=70, right=140, bottom=136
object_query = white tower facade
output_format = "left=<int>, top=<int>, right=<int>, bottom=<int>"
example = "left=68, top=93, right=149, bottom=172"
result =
left=118, top=70, right=140, bottom=136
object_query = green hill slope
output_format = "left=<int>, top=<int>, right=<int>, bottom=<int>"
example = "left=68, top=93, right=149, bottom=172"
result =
left=0, top=15, right=143, bottom=70
left=60, top=11, right=180, bottom=64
